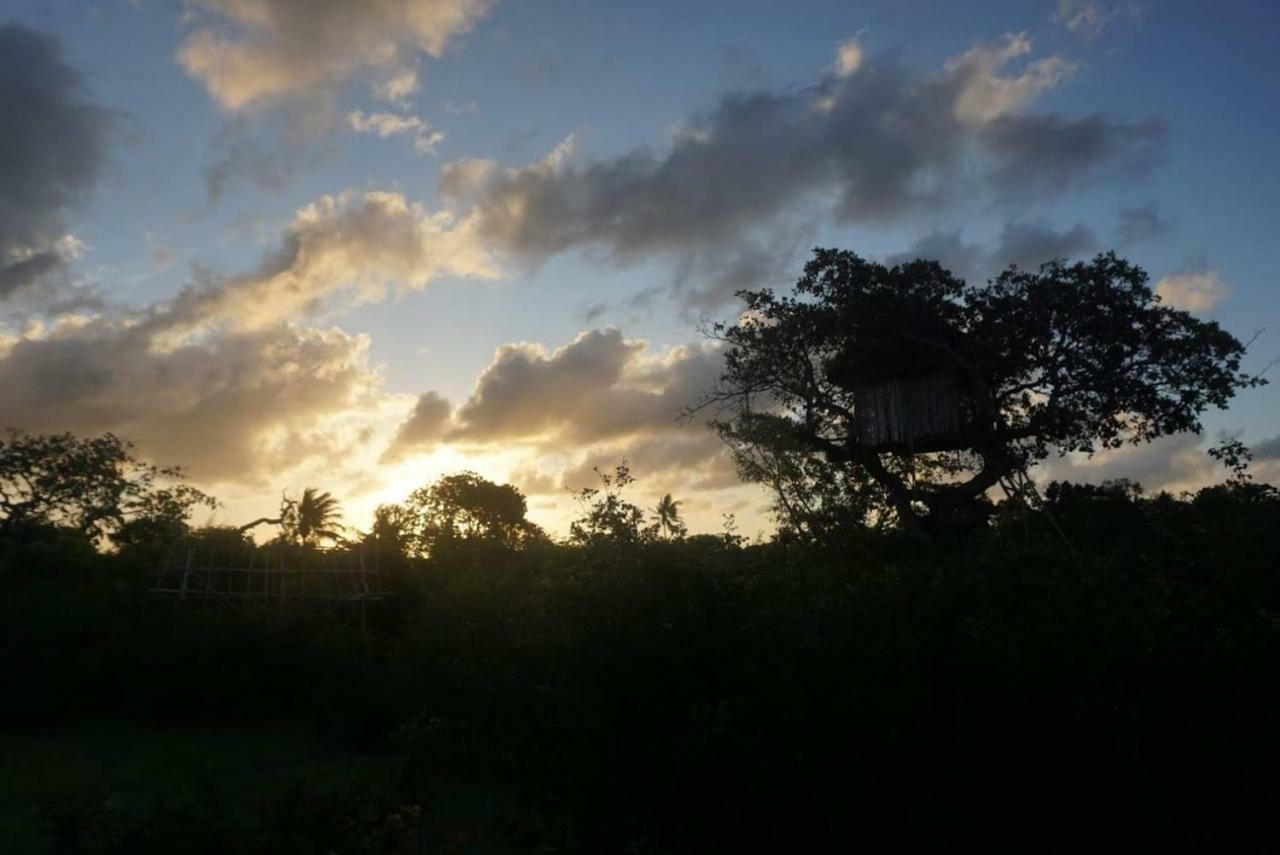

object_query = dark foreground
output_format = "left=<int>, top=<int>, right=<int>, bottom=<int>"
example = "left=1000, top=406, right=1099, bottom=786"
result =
left=4, top=482, right=1280, bottom=853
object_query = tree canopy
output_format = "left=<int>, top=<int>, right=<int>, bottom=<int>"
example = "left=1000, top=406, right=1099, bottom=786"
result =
left=705, top=249, right=1260, bottom=539
left=0, top=428, right=213, bottom=545
left=290, top=487, right=344, bottom=547
left=401, top=471, right=545, bottom=555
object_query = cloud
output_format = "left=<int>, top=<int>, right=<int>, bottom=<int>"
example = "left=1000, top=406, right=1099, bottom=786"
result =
left=375, top=68, right=419, bottom=106
left=346, top=110, right=444, bottom=155
left=347, top=110, right=426, bottom=137
left=1253, top=435, right=1280, bottom=461
left=557, top=433, right=738, bottom=494
left=1052, top=1, right=1143, bottom=39
left=179, top=0, right=494, bottom=111
left=204, top=119, right=307, bottom=201
left=1116, top=205, right=1168, bottom=244
left=888, top=220, right=1096, bottom=282
left=0, top=24, right=113, bottom=299
left=0, top=183, right=502, bottom=485
left=1036, top=429, right=1280, bottom=495
left=162, top=190, right=496, bottom=334
left=382, top=391, right=451, bottom=461
left=438, top=33, right=1161, bottom=309
left=994, top=221, right=1096, bottom=269
left=0, top=312, right=382, bottom=484
left=945, top=33, right=1074, bottom=126
left=832, top=37, right=864, bottom=78
left=1035, top=432, right=1219, bottom=494
left=670, top=221, right=818, bottom=313
left=982, top=113, right=1164, bottom=197
left=382, top=327, right=745, bottom=528
left=385, top=327, right=732, bottom=479
left=1155, top=270, right=1228, bottom=313
left=445, top=328, right=722, bottom=447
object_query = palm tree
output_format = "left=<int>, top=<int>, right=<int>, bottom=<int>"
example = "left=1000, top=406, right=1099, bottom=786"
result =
left=293, top=487, right=344, bottom=547
left=653, top=493, right=687, bottom=541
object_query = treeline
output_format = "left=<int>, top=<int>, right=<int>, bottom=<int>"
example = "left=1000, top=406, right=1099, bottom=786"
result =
left=4, top=427, right=1280, bottom=851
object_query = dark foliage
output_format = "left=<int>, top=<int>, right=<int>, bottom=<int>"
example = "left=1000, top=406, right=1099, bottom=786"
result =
left=0, top=429, right=214, bottom=546
left=5, top=469, right=1280, bottom=851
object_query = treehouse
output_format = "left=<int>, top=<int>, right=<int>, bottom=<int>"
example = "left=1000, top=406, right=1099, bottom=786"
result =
left=852, top=370, right=965, bottom=450
left=827, top=330, right=974, bottom=453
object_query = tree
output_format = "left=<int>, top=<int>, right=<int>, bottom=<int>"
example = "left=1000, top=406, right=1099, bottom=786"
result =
left=237, top=487, right=345, bottom=547
left=569, top=462, right=654, bottom=546
left=403, top=472, right=544, bottom=555
left=703, top=249, right=1260, bottom=540
left=652, top=493, right=688, bottom=541
left=364, top=502, right=415, bottom=556
left=0, top=428, right=214, bottom=544
left=291, top=487, right=344, bottom=547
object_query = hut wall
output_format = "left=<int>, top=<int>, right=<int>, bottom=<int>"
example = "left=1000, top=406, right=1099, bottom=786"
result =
left=854, top=373, right=961, bottom=447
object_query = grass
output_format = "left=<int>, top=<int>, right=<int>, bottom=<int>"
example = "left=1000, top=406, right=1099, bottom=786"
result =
left=0, top=719, right=393, bottom=852
left=0, top=718, right=553, bottom=853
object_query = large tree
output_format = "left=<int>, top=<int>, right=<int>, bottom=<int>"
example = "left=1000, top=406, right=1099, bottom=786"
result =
left=0, top=429, right=214, bottom=544
left=402, top=471, right=545, bottom=555
left=703, top=249, right=1260, bottom=539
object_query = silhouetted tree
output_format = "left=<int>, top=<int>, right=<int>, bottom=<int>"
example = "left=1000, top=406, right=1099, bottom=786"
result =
left=569, top=462, right=654, bottom=546
left=0, top=428, right=213, bottom=544
left=403, top=472, right=544, bottom=555
left=236, top=487, right=344, bottom=547
left=704, top=250, right=1260, bottom=539
left=291, top=487, right=344, bottom=547
left=364, top=502, right=415, bottom=556
left=652, top=493, right=687, bottom=541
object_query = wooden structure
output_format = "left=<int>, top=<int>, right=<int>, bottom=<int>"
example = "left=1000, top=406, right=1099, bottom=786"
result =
left=853, top=371, right=963, bottom=449
left=151, top=543, right=388, bottom=624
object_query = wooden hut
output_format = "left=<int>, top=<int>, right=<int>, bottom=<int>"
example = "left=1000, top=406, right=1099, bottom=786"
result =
left=852, top=370, right=965, bottom=450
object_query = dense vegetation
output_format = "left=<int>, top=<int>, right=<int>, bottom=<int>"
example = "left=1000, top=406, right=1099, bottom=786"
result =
left=3, top=430, right=1279, bottom=852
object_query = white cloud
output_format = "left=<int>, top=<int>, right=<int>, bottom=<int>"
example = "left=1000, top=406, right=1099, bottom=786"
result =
left=347, top=110, right=445, bottom=154
left=413, top=129, right=446, bottom=155
left=347, top=110, right=426, bottom=137
left=1155, top=270, right=1228, bottom=313
left=0, top=312, right=384, bottom=484
left=179, top=0, right=494, bottom=111
left=161, top=190, right=496, bottom=336
left=375, top=67, right=419, bottom=105
left=946, top=33, right=1075, bottom=125
left=443, top=328, right=722, bottom=447
left=832, top=37, right=864, bottom=77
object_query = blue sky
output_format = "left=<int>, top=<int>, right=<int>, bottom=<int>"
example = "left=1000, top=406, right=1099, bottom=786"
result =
left=2, top=0, right=1278, bottom=533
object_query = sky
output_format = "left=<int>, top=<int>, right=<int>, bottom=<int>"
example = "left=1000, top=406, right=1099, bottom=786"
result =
left=2, top=0, right=1278, bottom=537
